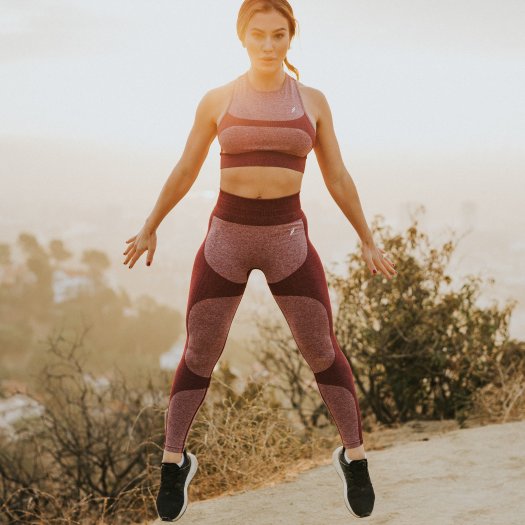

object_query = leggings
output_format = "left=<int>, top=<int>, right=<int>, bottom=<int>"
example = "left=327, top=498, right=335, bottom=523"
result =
left=163, top=188, right=363, bottom=453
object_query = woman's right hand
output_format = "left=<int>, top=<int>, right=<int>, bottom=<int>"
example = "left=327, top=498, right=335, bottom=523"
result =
left=123, top=224, right=157, bottom=269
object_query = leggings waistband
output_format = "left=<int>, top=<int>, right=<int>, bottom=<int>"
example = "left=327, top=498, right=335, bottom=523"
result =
left=212, top=188, right=303, bottom=225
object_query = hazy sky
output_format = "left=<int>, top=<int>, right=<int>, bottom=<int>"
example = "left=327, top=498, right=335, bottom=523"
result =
left=1, top=1, right=525, bottom=338
left=2, top=0, right=524, bottom=153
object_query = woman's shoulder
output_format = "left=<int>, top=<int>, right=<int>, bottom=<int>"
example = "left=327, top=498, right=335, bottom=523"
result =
left=295, top=77, right=325, bottom=102
left=294, top=77, right=328, bottom=124
left=196, top=76, right=241, bottom=126
left=206, top=75, right=240, bottom=100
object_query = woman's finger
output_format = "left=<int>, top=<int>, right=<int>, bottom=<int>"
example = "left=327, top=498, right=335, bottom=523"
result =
left=374, top=258, right=390, bottom=279
left=364, top=256, right=378, bottom=276
left=384, top=257, right=396, bottom=271
left=375, top=254, right=396, bottom=279
left=125, top=235, right=137, bottom=244
left=128, top=249, right=144, bottom=269
left=377, top=247, right=396, bottom=272
left=146, top=246, right=156, bottom=266
left=133, top=245, right=149, bottom=268
left=123, top=246, right=137, bottom=265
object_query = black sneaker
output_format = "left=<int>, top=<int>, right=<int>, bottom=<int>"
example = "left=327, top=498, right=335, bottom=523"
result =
left=332, top=446, right=375, bottom=518
left=156, top=448, right=199, bottom=522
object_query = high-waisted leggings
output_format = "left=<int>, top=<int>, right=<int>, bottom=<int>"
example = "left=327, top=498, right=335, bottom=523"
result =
left=163, top=188, right=363, bottom=453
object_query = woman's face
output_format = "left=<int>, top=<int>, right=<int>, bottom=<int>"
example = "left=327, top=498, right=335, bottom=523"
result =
left=243, top=10, right=291, bottom=73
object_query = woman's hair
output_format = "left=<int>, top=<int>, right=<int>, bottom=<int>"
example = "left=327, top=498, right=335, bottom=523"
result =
left=236, top=0, right=300, bottom=80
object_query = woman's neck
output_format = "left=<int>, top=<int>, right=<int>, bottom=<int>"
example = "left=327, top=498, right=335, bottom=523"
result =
left=246, top=68, right=286, bottom=92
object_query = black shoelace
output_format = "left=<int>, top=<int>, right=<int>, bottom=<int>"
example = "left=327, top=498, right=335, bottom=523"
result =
left=346, top=460, right=371, bottom=487
left=161, top=463, right=186, bottom=490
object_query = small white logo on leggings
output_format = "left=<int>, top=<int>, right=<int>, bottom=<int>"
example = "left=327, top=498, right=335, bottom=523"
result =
left=290, top=227, right=295, bottom=236
left=291, top=106, right=296, bottom=113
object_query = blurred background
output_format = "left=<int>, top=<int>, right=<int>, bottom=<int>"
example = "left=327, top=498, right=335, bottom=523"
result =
left=1, top=1, right=524, bottom=522
left=0, top=0, right=525, bottom=516
left=2, top=1, right=524, bottom=344
left=2, top=0, right=524, bottom=379
left=1, top=0, right=524, bottom=393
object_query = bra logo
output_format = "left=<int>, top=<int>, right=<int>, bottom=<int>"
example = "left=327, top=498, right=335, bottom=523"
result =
left=291, top=106, right=296, bottom=113
left=290, top=227, right=295, bottom=236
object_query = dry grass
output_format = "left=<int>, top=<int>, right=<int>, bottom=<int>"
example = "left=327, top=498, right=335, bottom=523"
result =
left=464, top=362, right=525, bottom=425
left=179, top=365, right=341, bottom=501
left=2, top=341, right=524, bottom=524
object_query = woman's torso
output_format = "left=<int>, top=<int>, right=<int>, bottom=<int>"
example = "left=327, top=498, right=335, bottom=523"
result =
left=215, top=71, right=318, bottom=199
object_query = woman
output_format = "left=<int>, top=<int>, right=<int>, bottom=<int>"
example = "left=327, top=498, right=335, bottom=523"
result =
left=123, top=0, right=396, bottom=521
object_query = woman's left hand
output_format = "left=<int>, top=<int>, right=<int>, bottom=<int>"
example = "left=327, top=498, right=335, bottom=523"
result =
left=360, top=239, right=397, bottom=280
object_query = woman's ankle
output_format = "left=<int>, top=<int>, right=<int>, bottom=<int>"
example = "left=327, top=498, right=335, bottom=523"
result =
left=345, top=444, right=367, bottom=461
left=163, top=450, right=183, bottom=464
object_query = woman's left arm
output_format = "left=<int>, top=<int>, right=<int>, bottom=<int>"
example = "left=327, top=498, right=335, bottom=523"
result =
left=311, top=88, right=397, bottom=280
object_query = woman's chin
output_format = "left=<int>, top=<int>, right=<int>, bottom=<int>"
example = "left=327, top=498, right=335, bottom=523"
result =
left=253, top=61, right=282, bottom=72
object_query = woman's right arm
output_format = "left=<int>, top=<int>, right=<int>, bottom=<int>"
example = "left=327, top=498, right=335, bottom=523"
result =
left=123, top=89, right=219, bottom=269
left=144, top=89, right=219, bottom=234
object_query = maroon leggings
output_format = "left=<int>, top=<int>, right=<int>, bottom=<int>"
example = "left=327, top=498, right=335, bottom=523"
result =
left=163, top=189, right=363, bottom=452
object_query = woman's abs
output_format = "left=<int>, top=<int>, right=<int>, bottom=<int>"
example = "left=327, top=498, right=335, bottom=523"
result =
left=220, top=166, right=303, bottom=199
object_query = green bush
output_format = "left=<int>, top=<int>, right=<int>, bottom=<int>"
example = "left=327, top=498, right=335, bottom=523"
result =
left=251, top=210, right=523, bottom=429
left=328, top=212, right=521, bottom=424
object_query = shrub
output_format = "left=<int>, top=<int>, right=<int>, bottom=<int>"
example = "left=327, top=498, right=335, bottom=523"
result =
left=328, top=212, right=521, bottom=424
left=0, top=327, right=325, bottom=523
left=251, top=210, right=524, bottom=429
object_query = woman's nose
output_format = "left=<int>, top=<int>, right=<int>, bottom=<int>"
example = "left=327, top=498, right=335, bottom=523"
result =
left=262, top=38, right=274, bottom=50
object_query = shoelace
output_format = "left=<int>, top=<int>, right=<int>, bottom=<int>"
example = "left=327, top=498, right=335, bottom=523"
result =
left=161, top=463, right=186, bottom=490
left=345, top=460, right=371, bottom=486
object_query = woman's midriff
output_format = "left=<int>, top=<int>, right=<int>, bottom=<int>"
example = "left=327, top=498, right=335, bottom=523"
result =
left=219, top=166, right=303, bottom=199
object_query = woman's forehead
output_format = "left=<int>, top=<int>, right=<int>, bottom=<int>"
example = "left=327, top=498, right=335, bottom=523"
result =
left=247, top=10, right=289, bottom=31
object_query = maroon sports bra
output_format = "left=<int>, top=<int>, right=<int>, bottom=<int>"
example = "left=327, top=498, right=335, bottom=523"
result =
left=217, top=71, right=317, bottom=174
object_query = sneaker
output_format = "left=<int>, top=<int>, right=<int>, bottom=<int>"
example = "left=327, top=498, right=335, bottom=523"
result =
left=332, top=446, right=375, bottom=518
left=156, top=448, right=199, bottom=522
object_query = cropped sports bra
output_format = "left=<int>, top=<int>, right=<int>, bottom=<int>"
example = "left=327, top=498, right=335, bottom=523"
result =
left=217, top=71, right=317, bottom=173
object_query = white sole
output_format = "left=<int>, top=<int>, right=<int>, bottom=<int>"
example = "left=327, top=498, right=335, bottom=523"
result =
left=332, top=446, right=362, bottom=518
left=160, top=452, right=199, bottom=522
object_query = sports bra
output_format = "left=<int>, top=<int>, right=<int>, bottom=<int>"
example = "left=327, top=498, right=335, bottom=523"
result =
left=217, top=71, right=317, bottom=174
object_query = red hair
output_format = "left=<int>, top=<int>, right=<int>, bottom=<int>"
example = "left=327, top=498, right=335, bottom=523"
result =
left=236, top=0, right=300, bottom=80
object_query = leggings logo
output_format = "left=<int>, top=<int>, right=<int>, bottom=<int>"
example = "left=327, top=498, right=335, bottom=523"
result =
left=290, top=227, right=296, bottom=236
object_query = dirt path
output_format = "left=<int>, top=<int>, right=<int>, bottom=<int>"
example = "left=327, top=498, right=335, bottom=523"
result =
left=149, top=420, right=524, bottom=524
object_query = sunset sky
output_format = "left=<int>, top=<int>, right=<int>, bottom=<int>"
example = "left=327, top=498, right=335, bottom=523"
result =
left=1, top=1, right=524, bottom=336
left=2, top=1, right=523, bottom=154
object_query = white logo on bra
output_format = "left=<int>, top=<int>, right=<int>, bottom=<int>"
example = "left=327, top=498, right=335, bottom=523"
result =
left=291, top=106, right=296, bottom=113
left=290, top=227, right=295, bottom=236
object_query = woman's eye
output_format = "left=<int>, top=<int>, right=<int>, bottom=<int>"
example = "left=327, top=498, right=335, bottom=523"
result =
left=251, top=33, right=285, bottom=40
